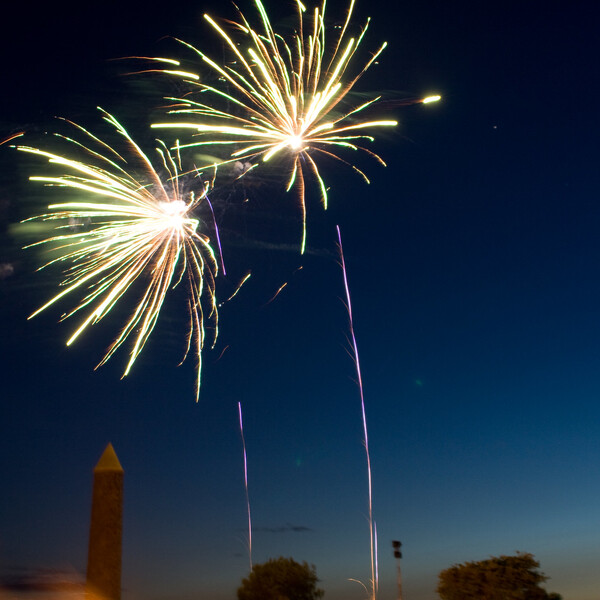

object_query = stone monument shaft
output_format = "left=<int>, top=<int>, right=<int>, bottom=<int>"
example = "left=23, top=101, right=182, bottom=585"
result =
left=86, top=443, right=123, bottom=600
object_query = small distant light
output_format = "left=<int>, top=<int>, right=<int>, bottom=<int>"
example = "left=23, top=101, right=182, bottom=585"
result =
left=422, top=95, right=441, bottom=104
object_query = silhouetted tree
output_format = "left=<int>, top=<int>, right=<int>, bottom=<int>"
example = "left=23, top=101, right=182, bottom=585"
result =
left=437, top=552, right=562, bottom=600
left=237, top=557, right=324, bottom=600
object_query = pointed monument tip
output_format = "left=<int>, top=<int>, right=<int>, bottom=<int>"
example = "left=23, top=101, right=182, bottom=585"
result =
left=94, top=443, right=124, bottom=472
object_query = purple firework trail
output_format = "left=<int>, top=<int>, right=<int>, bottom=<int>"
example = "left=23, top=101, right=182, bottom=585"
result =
left=336, top=225, right=378, bottom=599
left=238, top=401, right=253, bottom=570
left=205, top=194, right=226, bottom=276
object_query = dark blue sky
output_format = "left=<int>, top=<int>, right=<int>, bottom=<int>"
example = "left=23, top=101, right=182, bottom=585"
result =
left=1, top=1, right=599, bottom=599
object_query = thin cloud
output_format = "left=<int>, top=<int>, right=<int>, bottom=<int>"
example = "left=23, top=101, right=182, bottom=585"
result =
left=253, top=523, right=313, bottom=533
left=0, top=567, right=83, bottom=593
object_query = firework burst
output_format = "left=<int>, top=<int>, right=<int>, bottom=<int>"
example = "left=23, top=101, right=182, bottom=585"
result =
left=16, top=109, right=218, bottom=400
left=149, top=0, right=398, bottom=253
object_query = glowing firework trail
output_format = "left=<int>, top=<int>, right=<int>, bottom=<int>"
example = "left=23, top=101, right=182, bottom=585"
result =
left=264, top=282, right=288, bottom=305
left=17, top=109, right=218, bottom=400
left=1, top=131, right=24, bottom=146
left=374, top=522, right=379, bottom=594
left=150, top=0, right=397, bottom=253
left=263, top=264, right=304, bottom=305
left=219, top=272, right=252, bottom=307
left=238, top=401, right=253, bottom=570
left=337, top=225, right=377, bottom=600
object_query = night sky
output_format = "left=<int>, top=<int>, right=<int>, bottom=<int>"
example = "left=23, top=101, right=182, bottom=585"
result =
left=1, top=1, right=599, bottom=600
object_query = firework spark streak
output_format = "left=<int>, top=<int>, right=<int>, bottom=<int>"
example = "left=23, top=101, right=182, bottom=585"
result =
left=1, top=131, right=24, bottom=146
left=238, top=401, right=253, bottom=570
left=16, top=109, right=218, bottom=400
left=337, top=225, right=377, bottom=600
left=149, top=0, right=397, bottom=253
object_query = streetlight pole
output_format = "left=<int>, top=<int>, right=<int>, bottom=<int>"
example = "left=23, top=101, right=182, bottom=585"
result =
left=392, top=540, right=403, bottom=600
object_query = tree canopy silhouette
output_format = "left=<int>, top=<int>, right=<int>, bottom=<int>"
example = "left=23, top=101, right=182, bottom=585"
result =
left=237, top=557, right=324, bottom=600
left=437, top=552, right=562, bottom=600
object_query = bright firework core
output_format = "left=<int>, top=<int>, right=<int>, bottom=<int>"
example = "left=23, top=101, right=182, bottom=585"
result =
left=286, top=134, right=304, bottom=150
left=158, top=199, right=198, bottom=231
left=159, top=199, right=188, bottom=216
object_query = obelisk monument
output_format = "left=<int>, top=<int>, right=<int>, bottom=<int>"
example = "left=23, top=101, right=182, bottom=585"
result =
left=86, top=443, right=123, bottom=600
